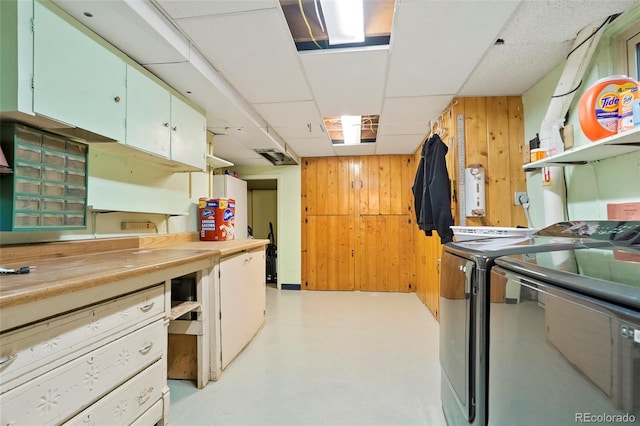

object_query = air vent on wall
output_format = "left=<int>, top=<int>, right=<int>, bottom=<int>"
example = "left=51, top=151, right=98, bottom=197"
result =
left=254, top=148, right=298, bottom=166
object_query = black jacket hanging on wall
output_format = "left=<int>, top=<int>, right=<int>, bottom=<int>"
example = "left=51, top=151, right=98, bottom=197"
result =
left=412, top=134, right=454, bottom=244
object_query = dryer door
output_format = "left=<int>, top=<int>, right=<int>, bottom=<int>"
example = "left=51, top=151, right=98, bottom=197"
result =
left=440, top=250, right=475, bottom=422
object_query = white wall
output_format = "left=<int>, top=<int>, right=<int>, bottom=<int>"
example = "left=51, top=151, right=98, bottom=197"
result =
left=523, top=4, right=640, bottom=226
left=233, top=165, right=301, bottom=287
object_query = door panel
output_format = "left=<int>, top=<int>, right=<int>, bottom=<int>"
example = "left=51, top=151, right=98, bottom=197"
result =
left=304, top=215, right=355, bottom=290
left=303, top=157, right=356, bottom=215
left=359, top=215, right=414, bottom=292
left=301, top=155, right=416, bottom=293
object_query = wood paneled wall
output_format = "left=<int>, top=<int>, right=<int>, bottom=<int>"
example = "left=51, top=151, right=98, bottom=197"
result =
left=301, top=155, right=416, bottom=292
left=413, top=96, right=526, bottom=319
left=456, top=97, right=527, bottom=227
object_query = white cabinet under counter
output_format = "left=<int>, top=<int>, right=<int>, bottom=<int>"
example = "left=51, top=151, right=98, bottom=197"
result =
left=219, top=247, right=267, bottom=370
left=0, top=286, right=167, bottom=426
left=0, top=236, right=269, bottom=425
left=207, top=245, right=267, bottom=380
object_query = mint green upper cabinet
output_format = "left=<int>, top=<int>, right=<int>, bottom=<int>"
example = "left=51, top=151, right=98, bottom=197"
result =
left=0, top=0, right=33, bottom=115
left=33, top=1, right=126, bottom=142
left=126, top=65, right=171, bottom=158
left=170, top=96, right=206, bottom=171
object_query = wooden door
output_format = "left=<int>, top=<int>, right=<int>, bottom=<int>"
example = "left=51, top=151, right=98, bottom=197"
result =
left=358, top=215, right=414, bottom=292
left=302, top=155, right=415, bottom=292
left=303, top=215, right=356, bottom=290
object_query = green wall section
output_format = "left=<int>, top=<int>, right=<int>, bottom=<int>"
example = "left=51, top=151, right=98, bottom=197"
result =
left=233, top=165, right=302, bottom=287
left=523, top=3, right=640, bottom=226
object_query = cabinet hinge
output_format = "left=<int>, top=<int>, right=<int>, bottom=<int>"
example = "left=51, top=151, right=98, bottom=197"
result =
left=30, top=18, right=34, bottom=32
left=219, top=311, right=222, bottom=320
left=31, top=75, right=34, bottom=90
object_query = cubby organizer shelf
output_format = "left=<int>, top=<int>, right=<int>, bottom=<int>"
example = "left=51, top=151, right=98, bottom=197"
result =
left=524, top=127, right=640, bottom=169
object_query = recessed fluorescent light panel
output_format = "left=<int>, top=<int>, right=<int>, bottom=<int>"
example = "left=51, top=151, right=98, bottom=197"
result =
left=323, top=115, right=378, bottom=145
left=279, top=0, right=394, bottom=51
left=320, top=0, right=365, bottom=45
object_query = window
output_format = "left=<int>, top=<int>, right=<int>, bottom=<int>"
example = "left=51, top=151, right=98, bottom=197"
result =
left=627, top=31, right=640, bottom=79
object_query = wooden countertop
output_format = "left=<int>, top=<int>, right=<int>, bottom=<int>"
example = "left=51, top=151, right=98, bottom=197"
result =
left=0, top=237, right=269, bottom=311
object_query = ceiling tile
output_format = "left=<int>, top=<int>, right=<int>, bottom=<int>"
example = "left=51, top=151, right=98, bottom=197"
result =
left=156, top=0, right=278, bottom=19
left=211, top=134, right=271, bottom=165
left=459, top=42, right=571, bottom=96
left=378, top=96, right=452, bottom=135
left=498, top=1, right=637, bottom=44
left=386, top=0, right=521, bottom=97
left=175, top=9, right=312, bottom=104
left=375, top=134, right=426, bottom=155
left=461, top=0, right=638, bottom=96
left=300, top=48, right=389, bottom=116
left=333, top=144, right=377, bottom=156
left=253, top=101, right=325, bottom=138
left=287, top=137, right=335, bottom=157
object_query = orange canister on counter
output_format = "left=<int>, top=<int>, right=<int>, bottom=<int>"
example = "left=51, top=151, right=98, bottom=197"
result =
left=578, top=75, right=638, bottom=141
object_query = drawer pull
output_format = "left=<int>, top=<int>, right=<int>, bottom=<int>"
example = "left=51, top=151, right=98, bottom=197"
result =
left=139, top=342, right=153, bottom=354
left=139, top=302, right=154, bottom=312
left=244, top=256, right=253, bottom=264
left=137, top=386, right=154, bottom=405
left=0, top=353, right=17, bottom=367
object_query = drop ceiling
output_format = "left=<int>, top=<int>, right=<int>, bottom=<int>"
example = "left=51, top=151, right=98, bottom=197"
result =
left=52, top=0, right=637, bottom=166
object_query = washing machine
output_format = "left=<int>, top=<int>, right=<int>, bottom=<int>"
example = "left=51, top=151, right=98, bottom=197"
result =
left=439, top=221, right=640, bottom=425
left=487, top=243, right=640, bottom=424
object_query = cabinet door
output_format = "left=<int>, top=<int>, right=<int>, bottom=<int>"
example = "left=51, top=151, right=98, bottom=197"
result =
left=219, top=253, right=247, bottom=369
left=304, top=215, right=356, bottom=291
left=245, top=248, right=266, bottom=342
left=33, top=1, right=126, bottom=141
left=359, top=215, right=414, bottom=292
left=126, top=65, right=170, bottom=158
left=302, top=157, right=356, bottom=215
left=219, top=251, right=265, bottom=369
left=170, top=96, right=206, bottom=170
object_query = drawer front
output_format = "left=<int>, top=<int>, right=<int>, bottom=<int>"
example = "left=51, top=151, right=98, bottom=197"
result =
left=130, top=399, right=164, bottom=426
left=0, top=320, right=165, bottom=425
left=64, top=360, right=163, bottom=426
left=0, top=285, right=164, bottom=393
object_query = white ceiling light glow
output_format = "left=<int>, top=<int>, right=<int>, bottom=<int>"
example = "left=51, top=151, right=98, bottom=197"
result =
left=341, top=115, right=362, bottom=145
left=320, top=0, right=365, bottom=45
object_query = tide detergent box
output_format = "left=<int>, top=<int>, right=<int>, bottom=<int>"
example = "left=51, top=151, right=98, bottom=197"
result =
left=618, top=88, right=637, bottom=133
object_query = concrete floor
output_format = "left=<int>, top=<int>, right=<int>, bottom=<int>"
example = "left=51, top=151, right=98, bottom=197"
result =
left=169, top=287, right=446, bottom=426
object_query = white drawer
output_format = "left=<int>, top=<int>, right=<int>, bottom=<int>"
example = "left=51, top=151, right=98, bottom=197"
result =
left=0, top=320, right=165, bottom=425
left=131, top=399, right=164, bottom=426
left=0, top=285, right=164, bottom=393
left=64, top=360, right=164, bottom=426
